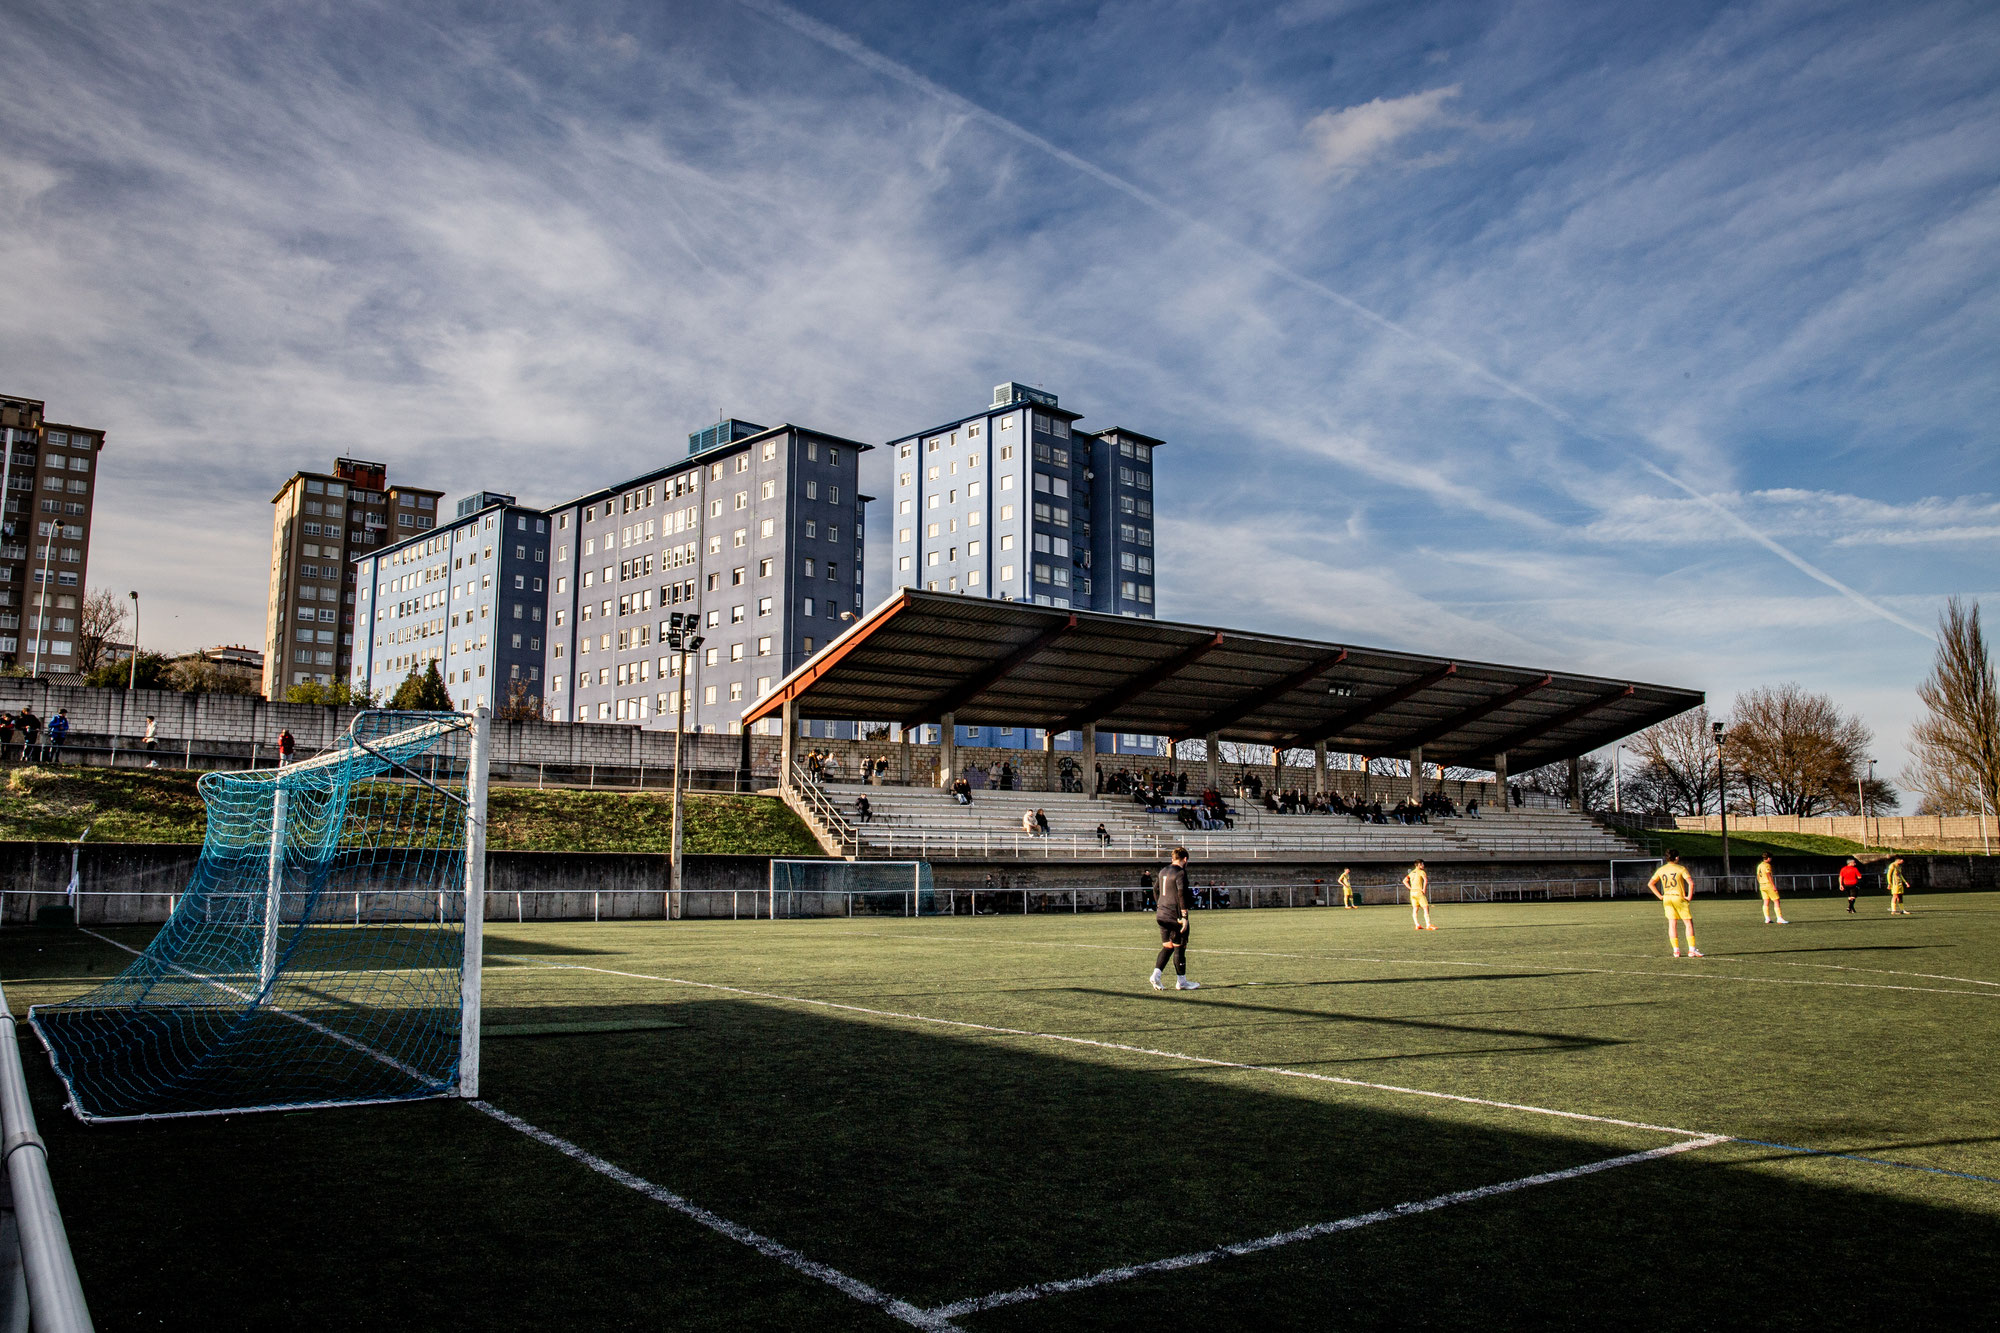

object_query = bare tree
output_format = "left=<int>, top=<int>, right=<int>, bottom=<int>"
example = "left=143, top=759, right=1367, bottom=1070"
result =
left=76, top=588, right=128, bottom=676
left=1904, top=597, right=2000, bottom=817
left=1630, top=705, right=1718, bottom=815
left=495, top=679, right=546, bottom=722
left=1514, top=755, right=1613, bottom=809
left=1728, top=683, right=1873, bottom=816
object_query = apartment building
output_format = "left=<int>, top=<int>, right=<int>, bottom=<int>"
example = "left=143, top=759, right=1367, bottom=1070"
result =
left=351, top=494, right=549, bottom=712
left=886, top=381, right=1162, bottom=753
left=542, top=418, right=869, bottom=734
left=0, top=393, right=106, bottom=673
left=264, top=458, right=443, bottom=698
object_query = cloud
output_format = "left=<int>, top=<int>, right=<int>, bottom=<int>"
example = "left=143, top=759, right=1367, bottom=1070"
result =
left=1302, top=86, right=1465, bottom=179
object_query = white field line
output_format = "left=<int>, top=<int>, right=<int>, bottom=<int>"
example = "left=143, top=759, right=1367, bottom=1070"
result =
left=828, top=932, right=2000, bottom=999
left=72, top=936, right=954, bottom=1330
left=76, top=927, right=433, bottom=1085
left=505, top=959, right=1707, bottom=1138
left=928, top=1135, right=1729, bottom=1319
left=470, top=1100, right=956, bottom=1332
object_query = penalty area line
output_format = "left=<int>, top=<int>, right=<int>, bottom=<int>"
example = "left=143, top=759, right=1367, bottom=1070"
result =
left=471, top=1100, right=956, bottom=1331
left=928, top=1134, right=1729, bottom=1318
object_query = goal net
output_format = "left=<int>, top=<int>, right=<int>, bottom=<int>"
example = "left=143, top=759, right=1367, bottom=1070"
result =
left=768, top=860, right=937, bottom=917
left=31, top=709, right=491, bottom=1122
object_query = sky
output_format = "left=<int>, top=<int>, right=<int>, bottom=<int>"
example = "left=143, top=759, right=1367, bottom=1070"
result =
left=3, top=0, right=1996, bottom=790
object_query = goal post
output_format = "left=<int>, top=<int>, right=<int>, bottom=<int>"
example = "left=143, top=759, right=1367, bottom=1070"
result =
left=459, top=706, right=491, bottom=1100
left=1609, top=858, right=1662, bottom=898
left=31, top=709, right=487, bottom=1123
left=768, top=860, right=936, bottom=917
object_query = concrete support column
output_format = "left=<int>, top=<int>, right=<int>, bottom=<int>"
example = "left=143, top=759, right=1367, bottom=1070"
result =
left=1361, top=757, right=1373, bottom=802
left=938, top=712, right=957, bottom=788
left=1410, top=747, right=1425, bottom=803
left=1492, top=751, right=1508, bottom=814
left=1314, top=742, right=1327, bottom=795
left=1272, top=745, right=1285, bottom=794
left=1082, top=723, right=1098, bottom=798
left=1205, top=732, right=1220, bottom=791
left=780, top=699, right=798, bottom=789
left=899, top=724, right=912, bottom=784
left=1568, top=755, right=1582, bottom=809
left=1042, top=728, right=1057, bottom=791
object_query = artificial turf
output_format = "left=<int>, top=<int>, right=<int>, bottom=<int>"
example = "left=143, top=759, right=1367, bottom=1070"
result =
left=3, top=892, right=1997, bottom=1330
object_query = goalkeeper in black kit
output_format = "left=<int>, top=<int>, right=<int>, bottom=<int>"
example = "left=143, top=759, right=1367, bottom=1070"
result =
left=1149, top=846, right=1199, bottom=991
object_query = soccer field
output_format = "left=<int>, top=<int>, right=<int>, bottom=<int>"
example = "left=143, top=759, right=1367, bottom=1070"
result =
left=6, top=892, right=2000, bottom=1330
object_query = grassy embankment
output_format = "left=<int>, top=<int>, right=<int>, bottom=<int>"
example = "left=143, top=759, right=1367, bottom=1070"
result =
left=0, top=765, right=821, bottom=856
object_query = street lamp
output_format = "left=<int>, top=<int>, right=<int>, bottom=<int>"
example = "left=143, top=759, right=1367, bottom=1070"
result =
left=664, top=611, right=704, bottom=920
left=1713, top=721, right=1731, bottom=883
left=128, top=591, right=140, bottom=691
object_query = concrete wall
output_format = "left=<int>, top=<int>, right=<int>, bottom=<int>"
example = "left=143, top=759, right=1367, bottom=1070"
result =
left=1674, top=812, right=1997, bottom=849
left=0, top=680, right=1504, bottom=802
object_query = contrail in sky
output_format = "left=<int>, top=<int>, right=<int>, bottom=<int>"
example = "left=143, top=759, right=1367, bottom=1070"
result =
left=735, top=0, right=1934, bottom=642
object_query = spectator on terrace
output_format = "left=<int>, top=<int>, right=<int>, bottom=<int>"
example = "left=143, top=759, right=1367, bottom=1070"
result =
left=999, top=761, right=1015, bottom=791
left=0, top=712, right=14, bottom=762
left=1035, top=808, right=1051, bottom=836
left=855, top=795, right=873, bottom=823
left=1022, top=807, right=1039, bottom=836
left=1466, top=798, right=1480, bottom=818
left=1096, top=822, right=1112, bottom=848
left=1096, top=763, right=1105, bottom=795
left=952, top=776, right=973, bottom=805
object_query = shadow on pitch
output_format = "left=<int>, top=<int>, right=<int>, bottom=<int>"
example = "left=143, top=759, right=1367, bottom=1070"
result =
left=1059, top=986, right=1623, bottom=1050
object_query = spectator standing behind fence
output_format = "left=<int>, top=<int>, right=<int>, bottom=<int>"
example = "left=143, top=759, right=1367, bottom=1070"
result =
left=143, top=715, right=158, bottom=751
left=0, top=712, right=13, bottom=761
left=17, top=707, right=40, bottom=762
left=277, top=729, right=296, bottom=766
left=46, top=709, right=69, bottom=765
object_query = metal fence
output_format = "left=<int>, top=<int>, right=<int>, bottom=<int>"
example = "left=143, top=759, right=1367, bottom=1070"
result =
left=0, top=870, right=1888, bottom=928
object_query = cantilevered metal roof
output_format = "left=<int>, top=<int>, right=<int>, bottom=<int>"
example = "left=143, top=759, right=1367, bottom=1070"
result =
left=743, top=589, right=1702, bottom=771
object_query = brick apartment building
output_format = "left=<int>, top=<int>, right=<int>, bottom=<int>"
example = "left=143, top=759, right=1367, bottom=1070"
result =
left=264, top=458, right=442, bottom=698
left=1, top=393, right=106, bottom=673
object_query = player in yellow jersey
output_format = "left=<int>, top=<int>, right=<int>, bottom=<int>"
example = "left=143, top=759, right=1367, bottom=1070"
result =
left=1755, top=854, right=1788, bottom=924
left=1886, top=857, right=1910, bottom=915
left=1404, top=860, right=1435, bottom=930
left=1647, top=850, right=1702, bottom=957
left=1340, top=867, right=1356, bottom=909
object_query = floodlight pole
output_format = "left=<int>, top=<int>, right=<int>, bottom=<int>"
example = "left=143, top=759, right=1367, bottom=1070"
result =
left=127, top=591, right=140, bottom=691
left=668, top=617, right=702, bottom=922
left=1613, top=744, right=1622, bottom=814
left=30, top=514, right=56, bottom=677
left=1713, top=722, right=1731, bottom=883
left=459, top=706, right=490, bottom=1099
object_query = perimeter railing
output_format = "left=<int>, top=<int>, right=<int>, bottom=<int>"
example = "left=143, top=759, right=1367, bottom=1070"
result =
left=0, top=872, right=1867, bottom=926
left=0, top=979, right=93, bottom=1332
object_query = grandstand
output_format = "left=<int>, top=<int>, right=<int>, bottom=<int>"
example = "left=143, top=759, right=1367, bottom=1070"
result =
left=825, top=782, right=1644, bottom=861
left=751, top=590, right=1695, bottom=872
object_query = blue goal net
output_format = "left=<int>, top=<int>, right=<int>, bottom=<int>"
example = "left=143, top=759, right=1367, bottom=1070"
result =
left=31, top=710, right=489, bottom=1122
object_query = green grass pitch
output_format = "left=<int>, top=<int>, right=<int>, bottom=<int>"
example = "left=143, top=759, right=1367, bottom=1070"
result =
left=4, top=891, right=1999, bottom=1329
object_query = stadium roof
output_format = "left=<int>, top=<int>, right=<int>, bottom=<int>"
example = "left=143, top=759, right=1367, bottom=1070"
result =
left=743, top=590, right=1703, bottom=771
